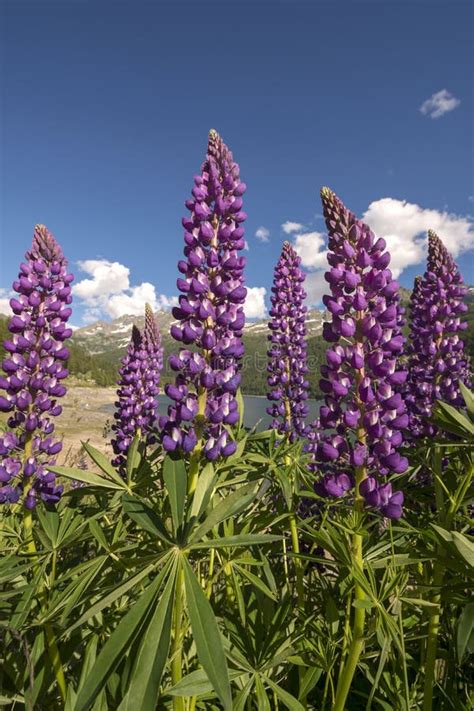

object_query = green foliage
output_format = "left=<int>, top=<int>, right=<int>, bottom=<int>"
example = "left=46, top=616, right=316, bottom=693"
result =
left=0, top=320, right=473, bottom=708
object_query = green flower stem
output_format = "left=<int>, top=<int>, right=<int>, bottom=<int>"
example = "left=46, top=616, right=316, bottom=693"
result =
left=187, top=389, right=207, bottom=496
left=22, top=435, right=67, bottom=703
left=171, top=564, right=186, bottom=711
left=289, top=512, right=304, bottom=607
left=223, top=561, right=235, bottom=605
left=337, top=588, right=353, bottom=680
left=333, top=462, right=367, bottom=711
left=23, top=513, right=67, bottom=702
left=187, top=452, right=200, bottom=497
left=423, top=447, right=445, bottom=711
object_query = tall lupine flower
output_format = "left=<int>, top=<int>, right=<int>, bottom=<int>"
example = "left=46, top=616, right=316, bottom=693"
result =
left=160, top=129, right=247, bottom=461
left=306, top=188, right=408, bottom=520
left=143, top=303, right=164, bottom=372
left=405, top=230, right=471, bottom=438
left=267, top=241, right=309, bottom=441
left=0, top=225, right=73, bottom=509
left=111, top=306, right=163, bottom=468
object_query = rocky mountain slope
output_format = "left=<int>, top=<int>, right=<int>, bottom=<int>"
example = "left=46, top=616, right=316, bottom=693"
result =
left=72, top=309, right=328, bottom=356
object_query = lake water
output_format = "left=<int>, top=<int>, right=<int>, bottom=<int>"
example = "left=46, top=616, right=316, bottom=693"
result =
left=104, top=394, right=322, bottom=431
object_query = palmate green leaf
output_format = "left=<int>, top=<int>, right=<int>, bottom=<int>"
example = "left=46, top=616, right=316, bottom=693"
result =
left=431, top=524, right=474, bottom=567
left=232, top=566, right=246, bottom=626
left=119, top=564, right=176, bottom=710
left=122, top=494, right=174, bottom=544
left=163, top=456, right=187, bottom=534
left=236, top=387, right=245, bottom=430
left=459, top=381, right=474, bottom=415
left=74, top=558, right=173, bottom=711
left=457, top=602, right=474, bottom=662
left=189, top=482, right=258, bottom=544
left=264, top=676, right=306, bottom=711
left=50, top=465, right=126, bottom=491
left=232, top=677, right=254, bottom=711
left=58, top=556, right=108, bottom=626
left=9, top=562, right=45, bottom=629
left=126, top=434, right=141, bottom=483
left=0, top=695, right=25, bottom=706
left=166, top=669, right=247, bottom=697
left=298, top=667, right=322, bottom=701
left=37, top=508, right=60, bottom=545
left=432, top=400, right=474, bottom=437
left=64, top=559, right=165, bottom=635
left=76, top=637, right=107, bottom=711
left=182, top=556, right=232, bottom=711
left=189, top=533, right=281, bottom=550
left=189, top=462, right=215, bottom=521
left=451, top=531, right=474, bottom=567
left=399, top=597, right=439, bottom=609
left=235, top=564, right=278, bottom=601
left=40, top=555, right=108, bottom=625
left=82, top=441, right=131, bottom=487
left=255, top=675, right=271, bottom=711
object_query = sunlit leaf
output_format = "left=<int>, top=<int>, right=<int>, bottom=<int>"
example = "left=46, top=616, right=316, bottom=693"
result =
left=182, top=556, right=232, bottom=710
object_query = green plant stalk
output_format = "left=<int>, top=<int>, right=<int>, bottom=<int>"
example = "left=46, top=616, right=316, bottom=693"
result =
left=205, top=547, right=215, bottom=599
left=289, top=512, right=304, bottom=607
left=283, top=412, right=306, bottom=707
left=171, top=564, right=186, bottom=711
left=337, top=588, right=353, bottom=680
left=332, top=342, right=368, bottom=711
left=22, top=434, right=67, bottom=703
left=332, top=461, right=367, bottom=711
left=223, top=560, right=235, bottom=605
left=423, top=447, right=445, bottom=711
left=389, top=524, right=410, bottom=710
left=187, top=389, right=207, bottom=496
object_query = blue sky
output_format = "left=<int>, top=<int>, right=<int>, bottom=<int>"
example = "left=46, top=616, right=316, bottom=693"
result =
left=1, top=0, right=473, bottom=326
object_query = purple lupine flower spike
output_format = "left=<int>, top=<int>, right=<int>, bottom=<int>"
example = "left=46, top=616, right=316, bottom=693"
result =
left=267, top=241, right=309, bottom=441
left=111, top=305, right=163, bottom=469
left=306, top=188, right=408, bottom=520
left=160, top=129, right=247, bottom=460
left=0, top=225, right=73, bottom=508
left=405, top=230, right=471, bottom=438
left=143, top=303, right=164, bottom=372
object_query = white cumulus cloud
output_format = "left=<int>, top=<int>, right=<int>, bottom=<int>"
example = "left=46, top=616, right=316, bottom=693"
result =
left=304, top=271, right=328, bottom=306
left=73, top=259, right=177, bottom=323
left=419, top=89, right=460, bottom=119
left=283, top=225, right=329, bottom=307
left=282, top=221, right=304, bottom=234
left=255, top=226, right=270, bottom=243
left=362, top=198, right=474, bottom=278
left=0, top=288, right=13, bottom=316
left=293, top=231, right=327, bottom=270
left=285, top=197, right=473, bottom=306
left=245, top=286, right=267, bottom=319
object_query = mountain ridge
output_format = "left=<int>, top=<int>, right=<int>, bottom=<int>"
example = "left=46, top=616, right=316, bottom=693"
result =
left=72, top=308, right=328, bottom=355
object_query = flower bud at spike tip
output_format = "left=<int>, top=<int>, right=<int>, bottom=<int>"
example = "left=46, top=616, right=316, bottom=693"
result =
left=405, top=230, right=471, bottom=439
left=305, top=189, right=407, bottom=519
left=266, top=241, right=309, bottom=441
left=0, top=225, right=74, bottom=508
left=161, top=130, right=246, bottom=459
left=111, top=305, right=163, bottom=470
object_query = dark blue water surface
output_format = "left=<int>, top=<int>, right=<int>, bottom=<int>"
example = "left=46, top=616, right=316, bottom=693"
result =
left=104, top=395, right=322, bottom=430
left=156, top=394, right=321, bottom=431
